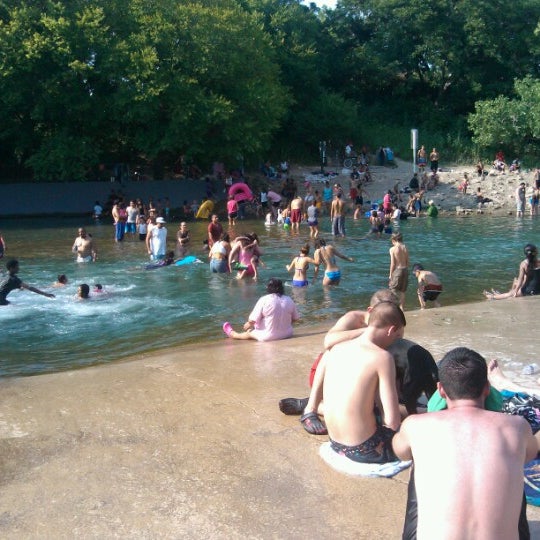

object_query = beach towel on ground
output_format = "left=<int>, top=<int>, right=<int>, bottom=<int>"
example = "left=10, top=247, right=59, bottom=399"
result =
left=319, top=442, right=411, bottom=478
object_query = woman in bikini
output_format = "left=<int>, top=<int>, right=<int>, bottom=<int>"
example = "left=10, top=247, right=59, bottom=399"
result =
left=313, top=238, right=353, bottom=286
left=286, top=244, right=316, bottom=287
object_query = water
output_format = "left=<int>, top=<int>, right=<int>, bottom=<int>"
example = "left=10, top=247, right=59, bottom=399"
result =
left=1, top=214, right=539, bottom=377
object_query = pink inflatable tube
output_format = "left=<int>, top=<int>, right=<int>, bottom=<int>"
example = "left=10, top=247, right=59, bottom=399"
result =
left=228, top=182, right=253, bottom=203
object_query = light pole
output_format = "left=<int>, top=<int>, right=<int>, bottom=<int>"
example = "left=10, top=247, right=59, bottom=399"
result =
left=411, top=129, right=418, bottom=174
left=319, top=141, right=327, bottom=174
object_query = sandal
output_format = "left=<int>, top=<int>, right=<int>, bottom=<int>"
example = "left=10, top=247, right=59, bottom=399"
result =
left=300, top=411, right=327, bottom=435
left=279, top=397, right=308, bottom=415
left=222, top=321, right=233, bottom=337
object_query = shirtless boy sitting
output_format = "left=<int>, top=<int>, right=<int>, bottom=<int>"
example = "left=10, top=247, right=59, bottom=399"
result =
left=393, top=347, right=538, bottom=539
left=323, top=301, right=406, bottom=464
left=279, top=290, right=437, bottom=434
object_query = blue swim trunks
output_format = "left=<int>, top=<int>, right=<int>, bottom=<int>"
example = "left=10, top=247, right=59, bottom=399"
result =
left=325, top=270, right=341, bottom=282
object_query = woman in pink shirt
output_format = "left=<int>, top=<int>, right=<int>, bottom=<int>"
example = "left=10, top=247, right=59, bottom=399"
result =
left=222, top=278, right=299, bottom=341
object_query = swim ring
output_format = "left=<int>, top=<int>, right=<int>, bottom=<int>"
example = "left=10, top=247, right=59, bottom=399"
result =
left=196, top=199, right=214, bottom=219
left=228, top=182, right=253, bottom=203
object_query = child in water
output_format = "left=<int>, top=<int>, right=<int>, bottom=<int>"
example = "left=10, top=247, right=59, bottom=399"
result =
left=77, top=283, right=90, bottom=299
left=145, top=251, right=175, bottom=270
left=137, top=215, right=147, bottom=241
left=53, top=274, right=68, bottom=287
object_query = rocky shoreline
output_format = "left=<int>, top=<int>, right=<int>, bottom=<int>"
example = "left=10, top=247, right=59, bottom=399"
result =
left=291, top=158, right=538, bottom=217
left=1, top=156, right=536, bottom=218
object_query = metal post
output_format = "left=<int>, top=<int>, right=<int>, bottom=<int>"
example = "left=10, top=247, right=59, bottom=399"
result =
left=319, top=141, right=326, bottom=174
left=411, top=129, right=418, bottom=174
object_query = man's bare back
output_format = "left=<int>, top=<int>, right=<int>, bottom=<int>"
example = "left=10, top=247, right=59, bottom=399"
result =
left=393, top=347, right=538, bottom=540
left=290, top=196, right=303, bottom=210
left=395, top=408, right=534, bottom=540
left=331, top=197, right=344, bottom=217
left=389, top=241, right=409, bottom=272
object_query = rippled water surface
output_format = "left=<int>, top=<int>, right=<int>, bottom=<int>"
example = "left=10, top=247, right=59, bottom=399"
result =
left=1, top=214, right=539, bottom=376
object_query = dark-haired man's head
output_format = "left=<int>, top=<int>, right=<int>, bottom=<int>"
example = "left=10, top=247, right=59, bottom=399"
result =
left=438, top=347, right=488, bottom=401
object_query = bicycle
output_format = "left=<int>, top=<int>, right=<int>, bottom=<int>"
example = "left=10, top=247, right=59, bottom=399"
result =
left=343, top=155, right=358, bottom=169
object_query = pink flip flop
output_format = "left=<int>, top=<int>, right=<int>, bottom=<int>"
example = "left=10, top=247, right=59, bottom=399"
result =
left=222, top=322, right=233, bottom=337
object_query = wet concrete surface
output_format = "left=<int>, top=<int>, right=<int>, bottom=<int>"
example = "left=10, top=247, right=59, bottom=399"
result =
left=1, top=298, right=540, bottom=538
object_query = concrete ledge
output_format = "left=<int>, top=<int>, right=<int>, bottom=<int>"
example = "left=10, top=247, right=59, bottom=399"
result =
left=1, top=299, right=540, bottom=538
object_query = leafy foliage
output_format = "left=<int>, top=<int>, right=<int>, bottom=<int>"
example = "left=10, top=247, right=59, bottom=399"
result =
left=0, top=0, right=538, bottom=180
left=469, top=77, right=540, bottom=155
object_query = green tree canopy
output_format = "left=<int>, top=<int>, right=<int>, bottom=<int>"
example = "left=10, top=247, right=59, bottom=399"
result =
left=0, top=0, right=290, bottom=180
left=0, top=0, right=539, bottom=180
left=468, top=76, right=540, bottom=155
left=326, top=0, right=540, bottom=120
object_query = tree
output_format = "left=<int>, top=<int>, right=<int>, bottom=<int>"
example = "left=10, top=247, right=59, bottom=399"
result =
left=325, top=0, right=540, bottom=121
left=468, top=77, right=540, bottom=155
left=0, top=0, right=290, bottom=180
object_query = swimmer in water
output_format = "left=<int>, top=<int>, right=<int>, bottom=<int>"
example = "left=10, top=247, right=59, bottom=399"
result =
left=0, top=259, right=55, bottom=305
left=53, top=274, right=68, bottom=287
left=145, top=251, right=175, bottom=270
left=72, top=228, right=97, bottom=262
left=286, top=244, right=317, bottom=287
left=313, top=238, right=353, bottom=286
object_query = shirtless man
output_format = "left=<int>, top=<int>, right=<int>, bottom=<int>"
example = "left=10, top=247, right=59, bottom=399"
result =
left=72, top=228, right=97, bottom=262
left=330, top=192, right=346, bottom=237
left=412, top=263, right=442, bottom=309
left=389, top=232, right=409, bottom=310
left=290, top=195, right=303, bottom=232
left=429, top=147, right=439, bottom=173
left=323, top=302, right=406, bottom=463
left=393, top=347, right=538, bottom=540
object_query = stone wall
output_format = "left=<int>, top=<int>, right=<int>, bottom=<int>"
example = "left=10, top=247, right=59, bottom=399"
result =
left=0, top=179, right=212, bottom=217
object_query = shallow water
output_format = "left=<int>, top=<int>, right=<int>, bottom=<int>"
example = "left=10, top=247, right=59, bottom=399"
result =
left=1, top=214, right=539, bottom=376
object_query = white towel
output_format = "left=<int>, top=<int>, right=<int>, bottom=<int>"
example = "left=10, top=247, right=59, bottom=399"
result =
left=319, top=441, right=411, bottom=478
